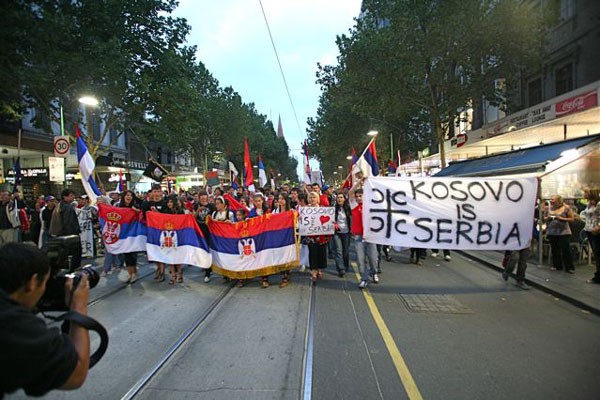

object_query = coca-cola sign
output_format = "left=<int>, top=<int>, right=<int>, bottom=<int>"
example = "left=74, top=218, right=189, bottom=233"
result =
left=555, top=90, right=598, bottom=117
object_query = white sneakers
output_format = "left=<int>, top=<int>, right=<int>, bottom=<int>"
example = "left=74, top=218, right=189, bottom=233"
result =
left=203, top=276, right=211, bottom=283
left=358, top=280, right=368, bottom=289
left=444, top=255, right=451, bottom=261
left=373, top=274, right=379, bottom=283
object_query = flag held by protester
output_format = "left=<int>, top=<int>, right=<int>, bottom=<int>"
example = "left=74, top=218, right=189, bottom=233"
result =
left=143, top=159, right=169, bottom=182
left=244, top=137, right=255, bottom=192
left=258, top=154, right=268, bottom=188
left=76, top=124, right=102, bottom=203
left=352, top=138, right=379, bottom=178
left=98, top=204, right=147, bottom=254
left=146, top=212, right=211, bottom=269
left=208, top=210, right=299, bottom=279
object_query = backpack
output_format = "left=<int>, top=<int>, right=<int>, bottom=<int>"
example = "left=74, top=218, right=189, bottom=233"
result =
left=48, top=206, right=63, bottom=237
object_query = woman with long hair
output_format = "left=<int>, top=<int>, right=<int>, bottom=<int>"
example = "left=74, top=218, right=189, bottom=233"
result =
left=306, top=191, right=331, bottom=283
left=272, top=193, right=293, bottom=287
left=333, top=192, right=352, bottom=277
left=164, top=196, right=185, bottom=284
left=119, top=190, right=141, bottom=283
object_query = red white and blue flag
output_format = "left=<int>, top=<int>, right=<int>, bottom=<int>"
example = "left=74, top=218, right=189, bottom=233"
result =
left=146, top=212, right=211, bottom=268
left=352, top=138, right=379, bottom=178
left=76, top=124, right=102, bottom=203
left=98, top=204, right=147, bottom=254
left=207, top=210, right=298, bottom=279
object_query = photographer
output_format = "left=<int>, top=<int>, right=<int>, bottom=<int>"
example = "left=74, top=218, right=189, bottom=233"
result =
left=0, top=243, right=90, bottom=397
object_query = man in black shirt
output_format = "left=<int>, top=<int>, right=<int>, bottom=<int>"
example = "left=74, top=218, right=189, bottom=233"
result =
left=193, top=190, right=215, bottom=282
left=58, top=189, right=82, bottom=270
left=0, top=243, right=90, bottom=397
left=141, top=184, right=167, bottom=282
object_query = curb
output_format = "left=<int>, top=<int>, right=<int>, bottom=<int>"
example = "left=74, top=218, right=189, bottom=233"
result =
left=457, top=250, right=600, bottom=317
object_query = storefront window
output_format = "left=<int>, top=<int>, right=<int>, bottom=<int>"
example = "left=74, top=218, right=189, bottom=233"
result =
left=555, top=62, right=573, bottom=96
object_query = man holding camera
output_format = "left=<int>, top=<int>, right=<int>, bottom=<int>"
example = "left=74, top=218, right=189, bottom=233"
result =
left=0, top=243, right=90, bottom=397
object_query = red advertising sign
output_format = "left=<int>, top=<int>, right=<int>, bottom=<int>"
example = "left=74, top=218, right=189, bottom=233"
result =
left=555, top=90, right=598, bottom=117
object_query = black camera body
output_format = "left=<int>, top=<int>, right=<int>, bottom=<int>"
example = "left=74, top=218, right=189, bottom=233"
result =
left=38, top=235, right=99, bottom=312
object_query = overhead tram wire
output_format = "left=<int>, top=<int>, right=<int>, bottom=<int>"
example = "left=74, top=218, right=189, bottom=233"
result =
left=257, top=0, right=305, bottom=140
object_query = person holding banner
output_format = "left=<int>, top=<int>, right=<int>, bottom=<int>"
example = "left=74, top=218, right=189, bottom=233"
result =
left=333, top=193, right=351, bottom=277
left=141, top=184, right=167, bottom=282
left=305, top=191, right=331, bottom=284
left=119, top=191, right=141, bottom=284
left=164, top=197, right=185, bottom=284
left=193, top=191, right=216, bottom=283
left=248, top=194, right=272, bottom=287
left=272, top=193, right=294, bottom=288
left=349, top=179, right=379, bottom=289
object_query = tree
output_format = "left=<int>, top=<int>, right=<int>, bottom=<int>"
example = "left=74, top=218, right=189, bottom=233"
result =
left=309, top=0, right=544, bottom=170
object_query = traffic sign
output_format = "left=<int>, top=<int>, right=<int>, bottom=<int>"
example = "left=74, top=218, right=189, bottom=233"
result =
left=54, top=136, right=70, bottom=157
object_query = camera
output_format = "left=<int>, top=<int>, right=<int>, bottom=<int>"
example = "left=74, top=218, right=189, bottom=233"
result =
left=38, top=235, right=99, bottom=312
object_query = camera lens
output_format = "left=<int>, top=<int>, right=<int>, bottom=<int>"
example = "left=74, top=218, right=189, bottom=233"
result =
left=80, top=266, right=100, bottom=289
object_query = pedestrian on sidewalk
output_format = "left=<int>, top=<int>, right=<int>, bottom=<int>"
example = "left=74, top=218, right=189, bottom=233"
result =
left=502, top=248, right=531, bottom=290
left=546, top=195, right=575, bottom=273
left=581, top=189, right=600, bottom=284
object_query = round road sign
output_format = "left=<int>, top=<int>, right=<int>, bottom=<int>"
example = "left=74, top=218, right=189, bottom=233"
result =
left=54, top=136, right=70, bottom=157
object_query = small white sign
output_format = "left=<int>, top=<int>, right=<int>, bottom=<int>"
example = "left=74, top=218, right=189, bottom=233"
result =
left=49, top=157, right=65, bottom=182
left=54, top=136, right=70, bottom=157
left=298, top=206, right=335, bottom=236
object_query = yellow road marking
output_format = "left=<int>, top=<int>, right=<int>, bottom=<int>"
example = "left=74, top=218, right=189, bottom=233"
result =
left=353, top=266, right=424, bottom=400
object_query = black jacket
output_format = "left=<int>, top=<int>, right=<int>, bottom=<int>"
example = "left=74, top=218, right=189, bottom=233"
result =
left=59, top=202, right=80, bottom=236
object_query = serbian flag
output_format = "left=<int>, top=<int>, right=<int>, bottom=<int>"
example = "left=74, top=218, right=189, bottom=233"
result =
left=98, top=204, right=147, bottom=254
left=208, top=210, right=299, bottom=279
left=76, top=124, right=102, bottom=203
left=352, top=138, right=379, bottom=178
left=387, top=159, right=397, bottom=175
left=146, top=212, right=211, bottom=269
left=244, top=137, right=255, bottom=192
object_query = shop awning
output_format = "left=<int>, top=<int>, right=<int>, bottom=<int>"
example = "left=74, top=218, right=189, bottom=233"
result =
left=435, top=133, right=600, bottom=177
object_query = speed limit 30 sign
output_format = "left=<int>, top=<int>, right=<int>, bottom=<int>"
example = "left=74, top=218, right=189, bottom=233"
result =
left=53, top=136, right=70, bottom=157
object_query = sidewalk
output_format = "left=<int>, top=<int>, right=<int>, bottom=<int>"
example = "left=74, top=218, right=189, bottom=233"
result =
left=460, top=250, right=600, bottom=316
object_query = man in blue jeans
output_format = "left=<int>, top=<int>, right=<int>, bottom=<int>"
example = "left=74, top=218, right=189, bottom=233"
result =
left=349, top=179, right=379, bottom=289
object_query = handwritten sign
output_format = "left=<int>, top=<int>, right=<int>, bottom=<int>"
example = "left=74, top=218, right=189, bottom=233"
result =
left=77, top=208, right=95, bottom=257
left=298, top=207, right=335, bottom=236
left=363, top=177, right=538, bottom=250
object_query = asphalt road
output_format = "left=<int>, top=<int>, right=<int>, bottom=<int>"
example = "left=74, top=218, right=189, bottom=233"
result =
left=6, top=250, right=600, bottom=400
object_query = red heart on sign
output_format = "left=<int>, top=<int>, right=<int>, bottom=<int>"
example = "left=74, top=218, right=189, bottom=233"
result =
left=320, top=215, right=330, bottom=225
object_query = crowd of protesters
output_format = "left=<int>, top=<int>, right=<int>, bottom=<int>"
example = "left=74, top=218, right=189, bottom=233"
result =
left=2, top=181, right=598, bottom=290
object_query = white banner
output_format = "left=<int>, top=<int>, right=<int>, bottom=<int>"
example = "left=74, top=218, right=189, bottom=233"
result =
left=49, top=157, right=65, bottom=182
left=363, top=177, right=538, bottom=250
left=77, top=207, right=95, bottom=257
left=298, top=206, right=335, bottom=236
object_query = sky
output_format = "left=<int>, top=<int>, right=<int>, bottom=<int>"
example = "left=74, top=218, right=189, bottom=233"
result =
left=173, top=0, right=362, bottom=179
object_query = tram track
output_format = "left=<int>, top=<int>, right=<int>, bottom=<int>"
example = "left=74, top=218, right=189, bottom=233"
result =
left=115, top=272, right=316, bottom=400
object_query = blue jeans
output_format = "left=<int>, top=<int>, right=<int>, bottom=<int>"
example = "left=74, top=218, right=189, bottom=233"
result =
left=334, top=232, right=350, bottom=272
left=354, top=235, right=378, bottom=282
left=103, top=252, right=124, bottom=273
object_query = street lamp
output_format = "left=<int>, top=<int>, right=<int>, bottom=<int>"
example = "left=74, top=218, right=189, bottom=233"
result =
left=78, top=96, right=99, bottom=107
left=367, top=130, right=378, bottom=137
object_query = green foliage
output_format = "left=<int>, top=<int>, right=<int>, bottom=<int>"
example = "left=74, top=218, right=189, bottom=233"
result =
left=0, top=0, right=298, bottom=181
left=308, top=0, right=544, bottom=171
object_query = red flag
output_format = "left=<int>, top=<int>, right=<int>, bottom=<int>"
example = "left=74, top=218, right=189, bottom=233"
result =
left=224, top=193, right=249, bottom=212
left=244, top=138, right=255, bottom=190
